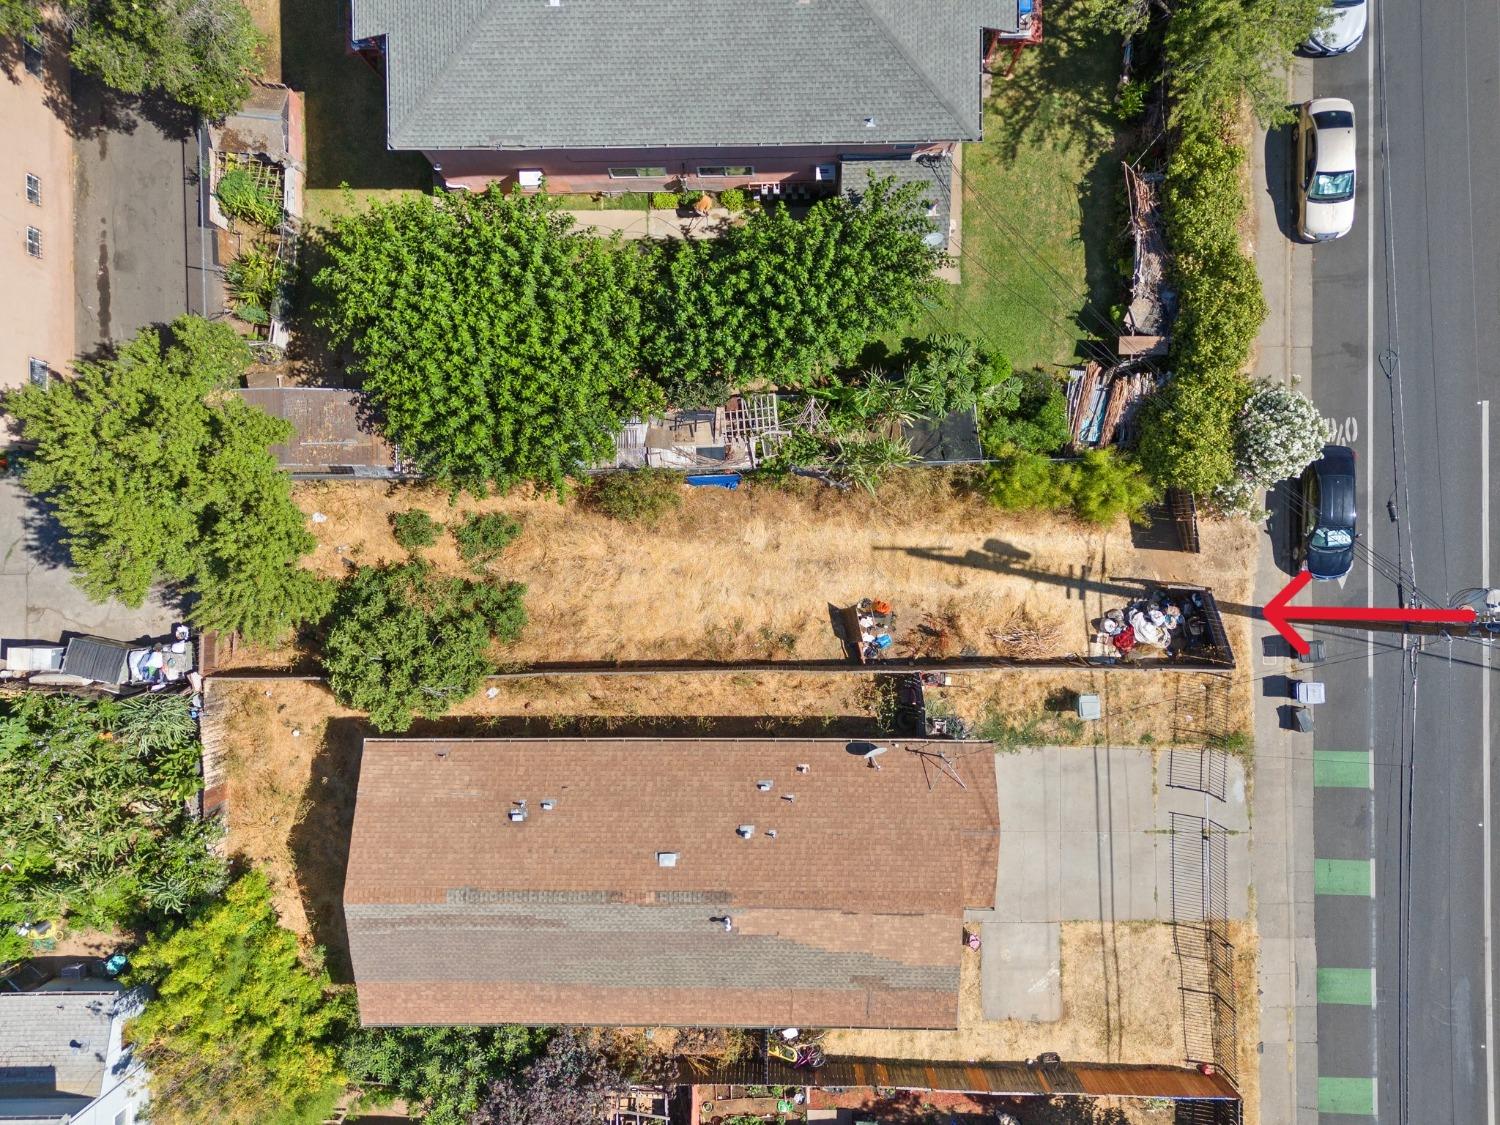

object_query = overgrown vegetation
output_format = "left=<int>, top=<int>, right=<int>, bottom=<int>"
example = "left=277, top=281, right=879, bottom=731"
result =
left=390, top=508, right=442, bottom=550
left=314, top=189, right=654, bottom=492
left=1081, top=0, right=1323, bottom=496
left=344, top=1026, right=550, bottom=1125
left=452, top=512, right=524, bottom=568
left=124, top=873, right=351, bottom=1125
left=223, top=242, right=284, bottom=321
left=6, top=316, right=332, bottom=643
left=3, top=0, right=263, bottom=117
left=322, top=561, right=527, bottom=730
left=471, top=1030, right=626, bottom=1125
left=313, top=181, right=944, bottom=490
left=1216, top=382, right=1333, bottom=512
left=216, top=168, right=282, bottom=227
left=0, top=694, right=225, bottom=962
left=985, top=449, right=1157, bottom=525
left=583, top=469, right=684, bottom=524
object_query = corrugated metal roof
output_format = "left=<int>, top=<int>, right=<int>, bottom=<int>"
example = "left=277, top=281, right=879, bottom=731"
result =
left=61, top=637, right=132, bottom=685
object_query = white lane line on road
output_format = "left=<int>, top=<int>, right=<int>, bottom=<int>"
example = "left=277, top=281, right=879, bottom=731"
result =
left=1482, top=397, right=1495, bottom=1125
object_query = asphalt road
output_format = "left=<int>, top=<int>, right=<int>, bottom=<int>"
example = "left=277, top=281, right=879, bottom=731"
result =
left=1297, top=1, right=1500, bottom=1122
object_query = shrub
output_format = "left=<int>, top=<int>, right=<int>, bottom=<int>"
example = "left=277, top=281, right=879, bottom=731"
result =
left=1136, top=369, right=1248, bottom=495
left=224, top=242, right=283, bottom=313
left=0, top=694, right=226, bottom=960
left=323, top=561, right=527, bottom=731
left=390, top=508, right=441, bottom=550
left=680, top=190, right=707, bottom=209
left=985, top=449, right=1156, bottom=524
left=453, top=511, right=524, bottom=566
left=717, top=187, right=747, bottom=213
left=585, top=469, right=683, bottom=524
left=215, top=168, right=281, bottom=228
left=1232, top=382, right=1334, bottom=488
left=124, top=873, right=351, bottom=1125
left=344, top=1026, right=549, bottom=1125
left=651, top=191, right=681, bottom=210
left=982, top=368, right=1071, bottom=455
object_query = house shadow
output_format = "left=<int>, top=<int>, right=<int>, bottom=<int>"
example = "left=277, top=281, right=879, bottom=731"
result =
left=291, top=709, right=881, bottom=981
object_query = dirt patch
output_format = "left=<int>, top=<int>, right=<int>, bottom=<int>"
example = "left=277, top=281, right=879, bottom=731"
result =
left=824, top=922, right=1182, bottom=1066
left=224, top=472, right=1255, bottom=677
left=243, top=0, right=282, bottom=83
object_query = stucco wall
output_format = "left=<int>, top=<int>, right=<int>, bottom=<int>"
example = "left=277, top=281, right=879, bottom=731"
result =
left=0, top=27, right=75, bottom=400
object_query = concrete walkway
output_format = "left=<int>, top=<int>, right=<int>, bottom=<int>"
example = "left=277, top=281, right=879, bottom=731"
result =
left=976, top=745, right=1250, bottom=1023
left=1251, top=55, right=1321, bottom=1125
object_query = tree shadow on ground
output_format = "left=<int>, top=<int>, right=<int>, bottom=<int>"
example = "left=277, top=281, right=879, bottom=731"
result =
left=288, top=711, right=881, bottom=981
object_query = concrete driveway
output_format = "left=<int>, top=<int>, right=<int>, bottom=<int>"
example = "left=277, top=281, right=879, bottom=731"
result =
left=69, top=75, right=219, bottom=356
left=0, top=478, right=178, bottom=646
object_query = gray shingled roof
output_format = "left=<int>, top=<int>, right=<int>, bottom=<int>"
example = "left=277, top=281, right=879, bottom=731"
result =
left=0, top=992, right=117, bottom=1101
left=350, top=0, right=1018, bottom=151
left=842, top=153, right=953, bottom=249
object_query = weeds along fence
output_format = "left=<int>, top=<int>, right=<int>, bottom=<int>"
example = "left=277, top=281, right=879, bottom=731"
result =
left=1170, top=812, right=1239, bottom=1084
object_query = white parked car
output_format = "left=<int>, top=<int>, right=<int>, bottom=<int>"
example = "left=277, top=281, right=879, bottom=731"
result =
left=1305, top=0, right=1368, bottom=55
left=1296, top=98, right=1357, bottom=242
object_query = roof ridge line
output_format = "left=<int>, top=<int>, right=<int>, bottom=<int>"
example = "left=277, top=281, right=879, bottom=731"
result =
left=391, top=0, right=505, bottom=148
left=853, top=0, right=975, bottom=140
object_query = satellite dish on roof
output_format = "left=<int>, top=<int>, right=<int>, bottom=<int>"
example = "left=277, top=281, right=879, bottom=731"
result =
left=845, top=741, right=889, bottom=759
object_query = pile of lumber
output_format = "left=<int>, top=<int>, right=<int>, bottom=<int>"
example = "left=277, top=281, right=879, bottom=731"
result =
left=1065, top=363, right=1158, bottom=448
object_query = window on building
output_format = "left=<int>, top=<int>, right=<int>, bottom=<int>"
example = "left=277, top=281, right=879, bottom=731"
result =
left=607, top=167, right=669, bottom=179
left=25, top=173, right=41, bottom=206
left=696, top=166, right=754, bottom=177
left=25, top=227, right=41, bottom=258
left=113, top=1110, right=129, bottom=1125
left=28, top=358, right=49, bottom=388
left=23, top=42, right=43, bottom=77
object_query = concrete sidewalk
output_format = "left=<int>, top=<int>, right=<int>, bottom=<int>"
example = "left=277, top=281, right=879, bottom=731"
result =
left=1250, top=57, right=1321, bottom=1125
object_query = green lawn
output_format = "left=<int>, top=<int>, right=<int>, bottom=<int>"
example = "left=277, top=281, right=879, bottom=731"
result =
left=919, top=9, right=1124, bottom=373
left=278, top=0, right=431, bottom=223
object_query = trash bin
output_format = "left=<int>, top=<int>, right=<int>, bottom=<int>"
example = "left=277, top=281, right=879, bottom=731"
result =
left=1293, top=681, right=1326, bottom=705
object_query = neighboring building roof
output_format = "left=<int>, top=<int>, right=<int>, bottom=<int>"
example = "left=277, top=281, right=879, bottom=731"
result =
left=239, top=387, right=399, bottom=476
left=350, top=0, right=1019, bottom=151
left=842, top=153, right=954, bottom=251
left=0, top=988, right=145, bottom=1125
left=344, top=737, right=1000, bottom=1029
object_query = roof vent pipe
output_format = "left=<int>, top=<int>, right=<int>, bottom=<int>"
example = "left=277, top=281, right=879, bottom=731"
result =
left=736, top=824, right=755, bottom=839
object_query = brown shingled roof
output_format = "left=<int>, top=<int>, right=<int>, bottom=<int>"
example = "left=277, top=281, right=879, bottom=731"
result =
left=344, top=737, right=999, bottom=1029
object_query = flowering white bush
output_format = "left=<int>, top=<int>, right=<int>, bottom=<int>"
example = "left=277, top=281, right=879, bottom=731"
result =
left=1211, top=383, right=1334, bottom=516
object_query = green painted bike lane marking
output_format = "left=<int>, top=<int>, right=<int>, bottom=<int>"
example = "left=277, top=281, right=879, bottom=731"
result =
left=1315, top=858, right=1373, bottom=896
left=1317, top=967, right=1374, bottom=1006
left=1313, top=749, right=1372, bottom=788
left=1318, top=1076, right=1376, bottom=1116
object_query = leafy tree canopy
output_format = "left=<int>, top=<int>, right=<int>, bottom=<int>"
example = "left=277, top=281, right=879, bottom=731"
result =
left=647, top=178, right=944, bottom=393
left=6, top=316, right=331, bottom=644
left=1164, top=0, right=1326, bottom=130
left=323, top=560, right=527, bottom=731
left=3, top=0, right=262, bottom=116
left=472, top=1030, right=625, bottom=1125
left=0, top=693, right=225, bottom=962
left=344, top=1025, right=550, bottom=1125
left=124, top=872, right=351, bottom=1125
left=314, top=188, right=654, bottom=492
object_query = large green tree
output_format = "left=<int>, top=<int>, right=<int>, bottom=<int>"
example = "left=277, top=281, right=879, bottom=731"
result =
left=124, top=873, right=351, bottom=1125
left=0, top=693, right=225, bottom=962
left=2, top=0, right=262, bottom=117
left=344, top=1026, right=550, bottom=1125
left=647, top=179, right=944, bottom=392
left=323, top=561, right=527, bottom=731
left=6, top=316, right=331, bottom=644
left=315, top=188, right=653, bottom=491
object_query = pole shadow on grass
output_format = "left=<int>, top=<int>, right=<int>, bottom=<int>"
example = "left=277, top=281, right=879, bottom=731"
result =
left=290, top=711, right=880, bottom=981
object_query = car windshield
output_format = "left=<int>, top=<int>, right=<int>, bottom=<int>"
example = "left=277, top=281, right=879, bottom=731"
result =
left=1311, top=527, right=1354, bottom=549
left=1311, top=170, right=1355, bottom=201
left=1313, top=110, right=1355, bottom=130
left=1331, top=0, right=1363, bottom=8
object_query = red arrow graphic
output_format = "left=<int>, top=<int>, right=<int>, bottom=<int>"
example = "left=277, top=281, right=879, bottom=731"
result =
left=1263, top=570, right=1478, bottom=656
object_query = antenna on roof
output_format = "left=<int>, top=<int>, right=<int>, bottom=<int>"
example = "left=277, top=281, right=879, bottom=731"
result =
left=905, top=743, right=968, bottom=791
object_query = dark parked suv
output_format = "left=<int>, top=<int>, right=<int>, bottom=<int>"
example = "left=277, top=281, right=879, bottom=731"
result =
left=1295, top=445, right=1357, bottom=580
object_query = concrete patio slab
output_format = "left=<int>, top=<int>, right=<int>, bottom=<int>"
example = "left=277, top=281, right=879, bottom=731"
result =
left=979, top=921, right=1061, bottom=1022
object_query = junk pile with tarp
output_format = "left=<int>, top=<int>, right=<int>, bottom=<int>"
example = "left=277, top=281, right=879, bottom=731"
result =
left=1091, top=585, right=1234, bottom=667
left=2, top=625, right=203, bottom=695
left=840, top=598, right=896, bottom=663
left=1066, top=360, right=1161, bottom=448
left=1118, top=162, right=1175, bottom=357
